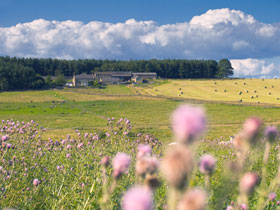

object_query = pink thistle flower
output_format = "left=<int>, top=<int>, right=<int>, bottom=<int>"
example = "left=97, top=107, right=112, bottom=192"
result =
left=101, top=156, right=110, bottom=167
left=61, top=140, right=66, bottom=144
left=1, top=135, right=9, bottom=141
left=265, top=126, right=278, bottom=143
left=33, top=179, right=39, bottom=186
left=243, top=117, right=261, bottom=141
left=178, top=188, right=207, bottom=210
left=240, top=204, right=247, bottom=210
left=199, top=154, right=216, bottom=175
left=268, top=192, right=277, bottom=201
left=172, top=105, right=206, bottom=144
left=226, top=206, right=233, bottom=210
left=66, top=145, right=72, bottom=149
left=113, top=152, right=131, bottom=178
left=77, top=143, right=83, bottom=149
left=66, top=154, right=71, bottom=158
left=277, top=200, right=280, bottom=205
left=137, top=144, right=152, bottom=159
left=240, top=172, right=259, bottom=194
left=122, top=186, right=153, bottom=210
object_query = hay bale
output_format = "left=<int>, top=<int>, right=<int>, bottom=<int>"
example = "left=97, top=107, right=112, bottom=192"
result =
left=243, top=83, right=246, bottom=85
left=238, top=99, right=243, bottom=102
left=246, top=90, right=249, bottom=93
left=264, top=86, right=267, bottom=88
left=181, top=92, right=183, bottom=94
left=235, top=82, right=238, bottom=85
left=255, top=95, right=258, bottom=98
left=250, top=96, right=254, bottom=99
left=239, top=91, right=242, bottom=95
left=179, top=88, right=181, bottom=90
left=254, top=90, right=257, bottom=93
left=214, top=82, right=217, bottom=84
left=214, top=89, right=217, bottom=92
left=277, top=97, right=280, bottom=100
left=269, top=92, right=272, bottom=95
left=272, top=85, right=274, bottom=88
left=224, top=89, right=227, bottom=92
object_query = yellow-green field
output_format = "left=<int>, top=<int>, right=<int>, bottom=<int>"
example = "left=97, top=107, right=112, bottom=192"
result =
left=135, top=79, right=280, bottom=105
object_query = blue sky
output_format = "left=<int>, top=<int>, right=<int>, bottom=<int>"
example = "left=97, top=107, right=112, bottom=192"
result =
left=1, top=0, right=280, bottom=26
left=0, top=0, right=280, bottom=77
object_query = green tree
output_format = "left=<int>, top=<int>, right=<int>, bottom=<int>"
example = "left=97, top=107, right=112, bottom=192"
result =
left=53, top=74, right=66, bottom=87
left=216, top=59, right=234, bottom=78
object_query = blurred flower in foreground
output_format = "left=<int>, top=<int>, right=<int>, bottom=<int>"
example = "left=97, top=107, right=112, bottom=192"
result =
left=240, top=172, right=259, bottom=194
left=161, top=145, right=193, bottom=189
left=243, top=117, right=261, bottom=142
left=178, top=189, right=207, bottom=210
left=172, top=104, right=206, bottom=144
left=122, top=186, right=153, bottom=210
left=264, top=126, right=278, bottom=143
left=113, top=152, right=131, bottom=179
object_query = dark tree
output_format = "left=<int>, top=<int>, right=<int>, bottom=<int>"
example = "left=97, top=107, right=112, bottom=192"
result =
left=216, top=59, right=234, bottom=78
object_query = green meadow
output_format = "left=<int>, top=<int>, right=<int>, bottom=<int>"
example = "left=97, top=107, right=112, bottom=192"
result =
left=1, top=80, right=280, bottom=209
left=1, top=81, right=280, bottom=143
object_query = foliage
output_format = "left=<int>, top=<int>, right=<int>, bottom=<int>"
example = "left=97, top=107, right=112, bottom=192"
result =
left=0, top=56, right=234, bottom=90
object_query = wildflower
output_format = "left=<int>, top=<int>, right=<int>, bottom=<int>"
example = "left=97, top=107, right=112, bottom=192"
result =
left=101, top=156, right=110, bottom=167
left=172, top=104, right=206, bottom=144
left=226, top=206, right=233, bottom=210
left=137, top=144, right=152, bottom=159
left=66, top=145, right=72, bottom=149
left=240, top=172, right=259, bottom=194
left=77, top=143, right=83, bottom=149
left=122, top=186, right=153, bottom=210
left=161, top=145, right=193, bottom=189
left=277, top=200, right=280, bottom=205
left=33, top=179, right=39, bottom=186
left=243, top=117, right=261, bottom=141
left=265, top=126, right=278, bottom=143
left=66, top=154, right=71, bottom=158
left=199, top=154, right=216, bottom=175
left=178, top=189, right=207, bottom=210
left=1, top=135, right=9, bottom=141
left=113, top=153, right=131, bottom=178
left=268, top=192, right=277, bottom=201
left=136, top=156, right=159, bottom=177
left=240, top=204, right=247, bottom=210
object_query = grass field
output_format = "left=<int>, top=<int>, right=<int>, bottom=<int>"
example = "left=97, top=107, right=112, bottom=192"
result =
left=135, top=79, right=280, bottom=105
left=1, top=83, right=280, bottom=142
left=1, top=81, right=280, bottom=209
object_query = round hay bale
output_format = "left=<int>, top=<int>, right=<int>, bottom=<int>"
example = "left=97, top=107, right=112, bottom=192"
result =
left=269, top=92, right=271, bottom=95
left=264, top=86, right=267, bottom=88
left=254, top=90, right=257, bottom=93
left=246, top=90, right=249, bottom=93
left=214, top=89, right=217, bottom=92
left=224, top=89, right=227, bottom=92
left=251, top=96, right=254, bottom=99
left=239, top=91, right=242, bottom=95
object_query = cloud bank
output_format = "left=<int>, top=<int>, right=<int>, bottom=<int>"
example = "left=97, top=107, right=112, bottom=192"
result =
left=0, top=8, right=280, bottom=77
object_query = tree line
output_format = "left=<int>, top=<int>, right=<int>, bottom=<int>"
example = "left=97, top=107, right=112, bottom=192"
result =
left=0, top=56, right=233, bottom=91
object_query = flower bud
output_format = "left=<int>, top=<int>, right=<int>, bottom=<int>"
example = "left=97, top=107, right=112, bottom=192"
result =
left=178, top=189, right=207, bottom=210
left=240, top=172, right=259, bottom=194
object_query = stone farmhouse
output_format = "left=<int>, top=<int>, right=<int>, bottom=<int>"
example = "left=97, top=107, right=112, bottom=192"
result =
left=71, top=72, right=157, bottom=87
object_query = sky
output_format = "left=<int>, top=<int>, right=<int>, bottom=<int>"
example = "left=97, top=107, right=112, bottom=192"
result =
left=0, top=0, right=280, bottom=78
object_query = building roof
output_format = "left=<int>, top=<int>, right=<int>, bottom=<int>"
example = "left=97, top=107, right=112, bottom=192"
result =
left=94, top=72, right=132, bottom=77
left=132, top=72, right=157, bottom=76
left=75, top=73, right=93, bottom=79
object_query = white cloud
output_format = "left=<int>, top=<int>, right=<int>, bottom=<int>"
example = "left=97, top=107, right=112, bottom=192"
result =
left=0, top=8, right=280, bottom=66
left=231, top=57, right=280, bottom=78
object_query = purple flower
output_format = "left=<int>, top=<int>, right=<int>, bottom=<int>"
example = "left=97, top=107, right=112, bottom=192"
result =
left=66, top=154, right=71, bottom=158
left=122, top=186, right=153, bottom=210
left=1, top=135, right=9, bottom=141
left=33, top=179, right=39, bottom=186
left=66, top=145, right=72, bottom=149
left=199, top=154, right=216, bottom=175
left=268, top=192, right=277, bottom=201
left=226, top=206, right=233, bottom=210
left=243, top=117, right=261, bottom=140
left=77, top=143, right=83, bottom=149
left=265, top=126, right=278, bottom=142
left=137, top=144, right=152, bottom=159
left=240, top=204, right=247, bottom=210
left=172, top=105, right=206, bottom=144
left=113, top=152, right=131, bottom=178
left=101, top=156, right=110, bottom=167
